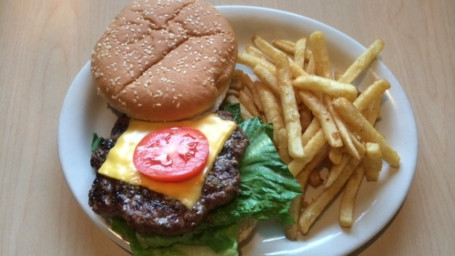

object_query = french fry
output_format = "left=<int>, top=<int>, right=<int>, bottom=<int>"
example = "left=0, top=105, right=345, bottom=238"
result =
left=245, top=44, right=267, bottom=59
left=302, top=129, right=327, bottom=165
left=296, top=144, right=329, bottom=189
left=272, top=39, right=296, bottom=55
left=274, top=51, right=305, bottom=159
left=289, top=129, right=327, bottom=176
left=255, top=82, right=291, bottom=163
left=339, top=164, right=365, bottom=228
left=350, top=132, right=366, bottom=158
left=288, top=159, right=305, bottom=178
left=325, top=154, right=351, bottom=188
left=332, top=97, right=400, bottom=167
left=238, top=52, right=276, bottom=73
left=364, top=97, right=382, bottom=125
left=309, top=31, right=332, bottom=78
left=290, top=59, right=309, bottom=78
left=337, top=39, right=385, bottom=84
left=364, top=142, right=382, bottom=181
left=277, top=127, right=292, bottom=164
left=333, top=70, right=343, bottom=80
left=301, top=118, right=320, bottom=145
left=298, top=90, right=343, bottom=148
left=227, top=89, right=239, bottom=97
left=299, top=157, right=360, bottom=234
left=241, top=84, right=255, bottom=103
left=253, top=36, right=308, bottom=78
left=294, top=38, right=307, bottom=68
left=253, top=64, right=281, bottom=96
left=293, top=75, right=358, bottom=101
left=229, top=71, right=245, bottom=90
left=285, top=195, right=303, bottom=240
left=326, top=96, right=361, bottom=160
left=353, top=79, right=390, bottom=111
left=241, top=73, right=264, bottom=112
left=256, top=82, right=285, bottom=130
left=239, top=90, right=261, bottom=117
left=234, top=34, right=399, bottom=236
left=329, top=147, right=343, bottom=165
left=305, top=50, right=316, bottom=74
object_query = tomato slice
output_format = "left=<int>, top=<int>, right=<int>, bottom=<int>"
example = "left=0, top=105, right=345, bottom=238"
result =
left=133, top=126, right=209, bottom=182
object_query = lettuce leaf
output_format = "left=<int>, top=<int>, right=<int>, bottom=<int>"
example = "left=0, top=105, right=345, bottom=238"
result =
left=210, top=117, right=301, bottom=226
left=91, top=133, right=104, bottom=153
left=220, top=103, right=244, bottom=124
left=110, top=105, right=302, bottom=255
left=112, top=219, right=239, bottom=256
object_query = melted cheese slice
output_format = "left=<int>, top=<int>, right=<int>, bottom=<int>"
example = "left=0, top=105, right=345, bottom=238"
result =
left=98, top=114, right=237, bottom=208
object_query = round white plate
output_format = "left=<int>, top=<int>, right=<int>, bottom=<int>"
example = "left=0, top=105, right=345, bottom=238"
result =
left=58, top=5, right=418, bottom=256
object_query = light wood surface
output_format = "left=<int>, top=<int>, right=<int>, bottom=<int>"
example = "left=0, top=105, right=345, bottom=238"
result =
left=1, top=0, right=454, bottom=255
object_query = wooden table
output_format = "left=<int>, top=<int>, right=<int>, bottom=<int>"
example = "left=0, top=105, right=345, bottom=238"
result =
left=1, top=0, right=453, bottom=255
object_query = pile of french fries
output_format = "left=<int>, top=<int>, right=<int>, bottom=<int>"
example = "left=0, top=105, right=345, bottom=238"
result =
left=226, top=31, right=401, bottom=238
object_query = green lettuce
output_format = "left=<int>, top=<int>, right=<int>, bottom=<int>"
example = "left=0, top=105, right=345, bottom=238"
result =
left=109, top=104, right=302, bottom=255
left=112, top=219, right=239, bottom=256
left=91, top=133, right=104, bottom=153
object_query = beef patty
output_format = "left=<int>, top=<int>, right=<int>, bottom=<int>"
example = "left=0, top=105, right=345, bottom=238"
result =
left=88, top=111, right=248, bottom=235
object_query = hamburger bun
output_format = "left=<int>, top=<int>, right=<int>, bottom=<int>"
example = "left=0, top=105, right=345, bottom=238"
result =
left=91, top=0, right=237, bottom=122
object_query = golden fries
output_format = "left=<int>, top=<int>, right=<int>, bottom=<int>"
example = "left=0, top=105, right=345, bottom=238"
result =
left=309, top=31, right=332, bottom=78
left=364, top=142, right=383, bottom=181
left=339, top=164, right=365, bottom=228
left=328, top=146, right=343, bottom=165
left=299, top=157, right=360, bottom=234
left=245, top=44, right=267, bottom=59
left=285, top=195, right=303, bottom=240
left=337, top=39, right=385, bottom=84
left=294, top=38, right=307, bottom=68
left=332, top=97, right=400, bottom=167
left=325, top=154, right=351, bottom=188
left=296, top=144, right=329, bottom=189
left=290, top=129, right=327, bottom=177
left=241, top=73, right=264, bottom=112
left=327, top=97, right=361, bottom=160
left=253, top=64, right=281, bottom=95
left=293, top=75, right=358, bottom=101
left=275, top=52, right=305, bottom=159
left=253, top=36, right=308, bottom=78
left=239, top=90, right=261, bottom=117
left=238, top=52, right=276, bottom=73
left=298, top=90, right=342, bottom=148
left=301, top=118, right=320, bottom=145
left=256, top=82, right=291, bottom=163
left=272, top=39, right=296, bottom=55
left=229, top=32, right=399, bottom=237
left=353, top=79, right=390, bottom=111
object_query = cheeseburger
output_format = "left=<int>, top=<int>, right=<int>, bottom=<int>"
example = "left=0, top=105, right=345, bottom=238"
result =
left=88, top=0, right=301, bottom=255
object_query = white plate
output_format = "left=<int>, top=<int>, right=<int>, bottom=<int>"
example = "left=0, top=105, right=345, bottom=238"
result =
left=58, top=6, right=418, bottom=256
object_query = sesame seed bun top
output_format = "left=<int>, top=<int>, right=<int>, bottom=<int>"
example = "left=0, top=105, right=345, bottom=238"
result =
left=91, top=0, right=237, bottom=122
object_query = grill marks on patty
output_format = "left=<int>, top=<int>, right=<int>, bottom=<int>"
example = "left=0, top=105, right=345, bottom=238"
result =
left=88, top=111, right=248, bottom=235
